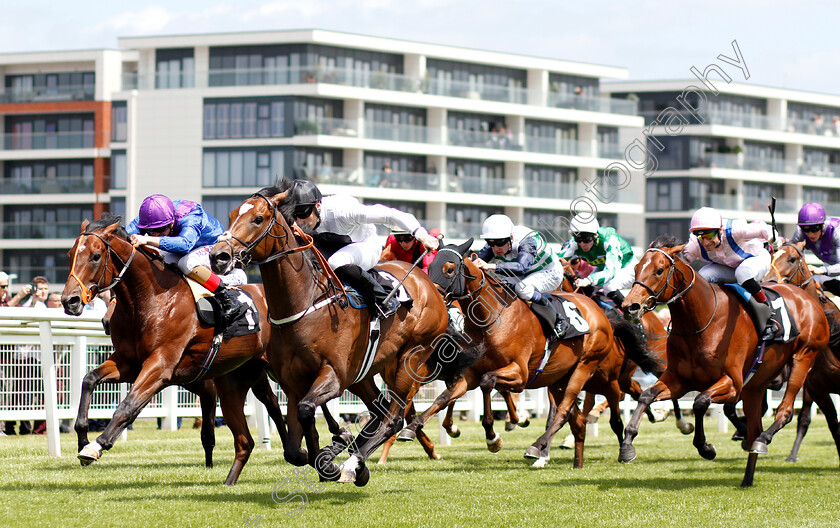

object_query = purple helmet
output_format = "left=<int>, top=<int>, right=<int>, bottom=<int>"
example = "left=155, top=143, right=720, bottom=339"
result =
left=797, top=202, right=826, bottom=226
left=137, top=194, right=175, bottom=230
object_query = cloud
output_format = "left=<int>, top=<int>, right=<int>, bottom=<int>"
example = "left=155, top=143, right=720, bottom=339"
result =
left=89, top=5, right=178, bottom=35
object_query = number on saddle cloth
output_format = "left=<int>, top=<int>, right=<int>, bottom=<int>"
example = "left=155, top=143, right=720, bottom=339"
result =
left=194, top=287, right=260, bottom=339
left=529, top=295, right=590, bottom=340
left=722, top=283, right=798, bottom=343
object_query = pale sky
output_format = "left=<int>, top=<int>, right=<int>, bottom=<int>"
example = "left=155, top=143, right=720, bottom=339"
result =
left=1, top=0, right=837, bottom=96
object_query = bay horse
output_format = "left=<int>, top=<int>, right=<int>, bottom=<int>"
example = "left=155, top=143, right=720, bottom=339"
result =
left=397, top=239, right=620, bottom=469
left=765, top=241, right=840, bottom=464
left=208, top=181, right=449, bottom=486
left=619, top=237, right=829, bottom=487
left=61, top=215, right=320, bottom=485
left=558, top=260, right=695, bottom=436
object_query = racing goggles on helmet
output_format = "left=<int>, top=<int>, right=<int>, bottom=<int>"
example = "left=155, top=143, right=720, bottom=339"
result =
left=693, top=228, right=719, bottom=241
left=486, top=238, right=511, bottom=248
left=293, top=204, right=317, bottom=219
left=801, top=224, right=823, bottom=234
left=573, top=233, right=596, bottom=244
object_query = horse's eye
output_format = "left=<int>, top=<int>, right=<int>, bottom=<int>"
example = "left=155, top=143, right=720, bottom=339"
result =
left=788, top=257, right=796, bottom=264
left=655, top=268, right=664, bottom=276
left=254, top=215, right=264, bottom=225
left=91, top=253, right=101, bottom=263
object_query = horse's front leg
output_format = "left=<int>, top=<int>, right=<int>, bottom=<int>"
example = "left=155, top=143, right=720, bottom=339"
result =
left=691, top=376, right=737, bottom=461
left=74, top=359, right=131, bottom=454
left=78, top=361, right=171, bottom=465
left=787, top=390, right=813, bottom=463
left=185, top=379, right=217, bottom=468
left=619, top=372, right=686, bottom=463
left=478, top=363, right=527, bottom=452
left=213, top=372, right=256, bottom=486
left=398, top=376, right=470, bottom=441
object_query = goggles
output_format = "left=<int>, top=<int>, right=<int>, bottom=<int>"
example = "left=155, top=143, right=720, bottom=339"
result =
left=693, top=229, right=719, bottom=241
left=486, top=238, right=510, bottom=248
left=801, top=224, right=823, bottom=234
left=293, top=204, right=316, bottom=219
left=573, top=233, right=596, bottom=244
left=394, top=234, right=415, bottom=243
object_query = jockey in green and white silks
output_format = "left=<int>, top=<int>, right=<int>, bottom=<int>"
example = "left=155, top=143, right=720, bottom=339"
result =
left=474, top=214, right=562, bottom=304
left=557, top=213, right=636, bottom=307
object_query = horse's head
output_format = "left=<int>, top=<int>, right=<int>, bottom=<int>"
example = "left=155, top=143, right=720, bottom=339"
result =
left=63, top=214, right=129, bottom=316
left=428, top=238, right=474, bottom=301
left=765, top=241, right=809, bottom=285
left=623, top=237, right=688, bottom=322
left=210, top=181, right=295, bottom=274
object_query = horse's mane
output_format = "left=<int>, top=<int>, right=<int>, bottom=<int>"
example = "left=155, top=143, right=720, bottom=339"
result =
left=88, top=213, right=129, bottom=240
left=650, top=234, right=683, bottom=249
left=256, top=178, right=296, bottom=227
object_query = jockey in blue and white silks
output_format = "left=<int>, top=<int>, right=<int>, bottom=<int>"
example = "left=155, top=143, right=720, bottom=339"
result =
left=789, top=202, right=840, bottom=296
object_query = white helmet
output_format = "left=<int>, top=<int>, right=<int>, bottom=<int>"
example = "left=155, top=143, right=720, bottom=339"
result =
left=690, top=207, right=722, bottom=232
left=569, top=213, right=599, bottom=236
left=480, top=214, right=514, bottom=239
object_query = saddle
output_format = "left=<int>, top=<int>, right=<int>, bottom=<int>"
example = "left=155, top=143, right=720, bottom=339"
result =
left=187, top=279, right=260, bottom=339
left=528, top=294, right=590, bottom=342
left=341, top=269, right=413, bottom=319
left=722, top=283, right=799, bottom=344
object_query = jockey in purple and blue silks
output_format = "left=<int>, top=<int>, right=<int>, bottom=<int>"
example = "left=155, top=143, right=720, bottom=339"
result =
left=683, top=206, right=775, bottom=340
left=126, top=194, right=248, bottom=325
left=790, top=202, right=840, bottom=296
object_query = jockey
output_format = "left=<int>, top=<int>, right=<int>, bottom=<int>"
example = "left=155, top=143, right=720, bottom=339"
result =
left=683, top=206, right=774, bottom=340
left=473, top=214, right=563, bottom=305
left=790, top=202, right=840, bottom=296
left=126, top=194, right=248, bottom=326
left=380, top=227, right=439, bottom=274
left=290, top=179, right=438, bottom=318
left=557, top=213, right=637, bottom=309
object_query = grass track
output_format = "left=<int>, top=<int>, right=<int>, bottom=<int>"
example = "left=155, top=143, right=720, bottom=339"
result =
left=1, top=414, right=839, bottom=527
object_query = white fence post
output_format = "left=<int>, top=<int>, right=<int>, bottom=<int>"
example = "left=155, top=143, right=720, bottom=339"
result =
left=435, top=380, right=450, bottom=447
left=38, top=320, right=61, bottom=456
left=254, top=390, right=271, bottom=450
left=716, top=405, right=728, bottom=433
left=160, top=386, right=178, bottom=431
left=70, top=336, right=87, bottom=429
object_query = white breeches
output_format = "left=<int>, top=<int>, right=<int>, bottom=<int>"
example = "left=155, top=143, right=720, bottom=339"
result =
left=698, top=251, right=771, bottom=285
left=162, top=246, right=247, bottom=286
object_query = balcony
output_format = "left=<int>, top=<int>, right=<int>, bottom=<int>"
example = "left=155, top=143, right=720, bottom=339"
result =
left=705, top=110, right=779, bottom=130
left=446, top=221, right=483, bottom=240
left=0, top=176, right=94, bottom=194
left=449, top=129, right=523, bottom=151
left=2, top=221, right=81, bottom=239
left=523, top=180, right=578, bottom=200
left=690, top=153, right=797, bottom=174
left=303, top=166, right=440, bottom=191
left=364, top=122, right=430, bottom=144
left=424, top=78, right=528, bottom=104
left=2, top=132, right=95, bottom=150
left=549, top=92, right=638, bottom=115
left=800, top=161, right=840, bottom=178
left=598, top=143, right=624, bottom=159
left=0, top=85, right=95, bottom=104
left=446, top=175, right=516, bottom=195
left=523, top=136, right=581, bottom=156
left=294, top=117, right=358, bottom=137
left=786, top=116, right=840, bottom=137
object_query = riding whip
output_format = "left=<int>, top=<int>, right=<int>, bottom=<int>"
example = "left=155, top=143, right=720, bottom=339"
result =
left=768, top=196, right=778, bottom=246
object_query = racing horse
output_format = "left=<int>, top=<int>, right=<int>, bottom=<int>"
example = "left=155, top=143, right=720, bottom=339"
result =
left=765, top=241, right=840, bottom=464
left=208, top=181, right=449, bottom=486
left=619, top=237, right=829, bottom=487
left=397, top=239, right=621, bottom=469
left=61, top=215, right=334, bottom=485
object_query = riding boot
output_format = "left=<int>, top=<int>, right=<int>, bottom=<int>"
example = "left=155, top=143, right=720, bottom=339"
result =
left=748, top=296, right=775, bottom=341
left=447, top=305, right=465, bottom=333
left=214, top=287, right=246, bottom=327
left=335, top=264, right=397, bottom=318
left=606, top=290, right=625, bottom=313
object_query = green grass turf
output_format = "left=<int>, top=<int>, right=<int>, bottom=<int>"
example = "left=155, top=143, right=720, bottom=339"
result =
left=1, top=413, right=839, bottom=528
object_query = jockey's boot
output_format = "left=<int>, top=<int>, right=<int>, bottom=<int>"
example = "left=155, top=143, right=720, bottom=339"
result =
left=335, top=264, right=397, bottom=318
left=447, top=305, right=466, bottom=333
left=214, top=286, right=246, bottom=327
left=743, top=279, right=774, bottom=341
left=606, top=290, right=625, bottom=313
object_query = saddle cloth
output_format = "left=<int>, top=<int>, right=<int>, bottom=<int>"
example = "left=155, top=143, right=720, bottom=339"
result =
left=546, top=295, right=590, bottom=339
left=723, top=283, right=799, bottom=343
left=188, top=279, right=260, bottom=339
left=343, top=269, right=413, bottom=311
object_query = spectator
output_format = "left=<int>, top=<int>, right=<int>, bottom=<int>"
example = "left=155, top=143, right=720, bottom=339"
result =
left=21, top=276, right=49, bottom=309
left=46, top=292, right=63, bottom=309
left=0, top=272, right=30, bottom=307
left=83, top=291, right=108, bottom=316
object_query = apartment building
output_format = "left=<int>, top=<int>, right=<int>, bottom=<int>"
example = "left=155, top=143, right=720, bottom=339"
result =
left=604, top=80, right=840, bottom=243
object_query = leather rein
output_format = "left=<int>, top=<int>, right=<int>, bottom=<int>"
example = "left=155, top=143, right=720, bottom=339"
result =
left=68, top=230, right=137, bottom=305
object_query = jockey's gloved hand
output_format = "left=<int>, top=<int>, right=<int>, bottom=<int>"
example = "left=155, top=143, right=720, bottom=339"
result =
left=575, top=277, right=592, bottom=289
left=419, top=233, right=439, bottom=251
left=809, top=265, right=827, bottom=275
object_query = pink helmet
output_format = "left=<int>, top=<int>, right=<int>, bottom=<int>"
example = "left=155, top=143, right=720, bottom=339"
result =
left=137, top=194, right=175, bottom=230
left=689, top=207, right=722, bottom=232
left=797, top=202, right=826, bottom=226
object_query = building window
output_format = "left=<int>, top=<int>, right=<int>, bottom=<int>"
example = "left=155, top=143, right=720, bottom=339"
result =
left=4, top=71, right=95, bottom=102
left=110, top=151, right=126, bottom=189
left=111, top=102, right=127, bottom=142
left=156, top=48, right=195, bottom=89
left=448, top=112, right=511, bottom=149
left=524, top=165, right=577, bottom=199
left=364, top=104, right=427, bottom=142
left=109, top=197, right=126, bottom=223
left=646, top=178, right=725, bottom=212
left=3, top=250, right=71, bottom=286
left=204, top=97, right=287, bottom=139
left=525, top=120, right=578, bottom=155
left=203, top=148, right=285, bottom=187
left=426, top=59, right=526, bottom=103
left=547, top=73, right=599, bottom=110
left=363, top=153, right=429, bottom=189
left=4, top=204, right=93, bottom=240
left=446, top=205, right=500, bottom=239
left=446, top=159, right=505, bottom=195
left=523, top=209, right=571, bottom=245
left=4, top=160, right=94, bottom=193
left=5, top=114, right=94, bottom=149
left=647, top=219, right=689, bottom=246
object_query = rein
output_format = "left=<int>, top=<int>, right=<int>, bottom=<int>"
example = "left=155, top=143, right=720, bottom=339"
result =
left=68, top=230, right=137, bottom=305
left=770, top=242, right=814, bottom=288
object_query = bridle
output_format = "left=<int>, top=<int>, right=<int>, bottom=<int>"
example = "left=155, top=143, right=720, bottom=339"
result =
left=770, top=242, right=813, bottom=288
left=68, top=230, right=136, bottom=305
left=434, top=247, right=485, bottom=304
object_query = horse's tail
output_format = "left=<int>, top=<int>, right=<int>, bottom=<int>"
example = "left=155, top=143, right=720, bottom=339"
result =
left=424, top=327, right=486, bottom=387
left=607, top=311, right=663, bottom=374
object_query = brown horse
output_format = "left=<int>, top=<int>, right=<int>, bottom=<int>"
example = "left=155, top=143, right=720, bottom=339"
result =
left=61, top=216, right=297, bottom=485
left=558, top=261, right=695, bottom=436
left=208, top=181, right=449, bottom=486
left=765, top=241, right=840, bottom=464
left=397, top=239, right=618, bottom=469
left=620, top=238, right=829, bottom=487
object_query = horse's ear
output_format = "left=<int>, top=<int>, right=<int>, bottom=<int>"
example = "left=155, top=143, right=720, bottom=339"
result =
left=80, top=219, right=90, bottom=233
left=457, top=238, right=473, bottom=256
left=102, top=222, right=119, bottom=235
left=269, top=190, right=290, bottom=207
left=795, top=240, right=807, bottom=251
left=227, top=207, right=237, bottom=227
left=666, top=244, right=686, bottom=257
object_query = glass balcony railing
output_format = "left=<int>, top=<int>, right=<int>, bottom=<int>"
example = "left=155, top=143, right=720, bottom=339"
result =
left=690, top=153, right=797, bottom=173
left=800, top=161, right=840, bottom=178
left=786, top=116, right=840, bottom=137
left=448, top=129, right=523, bottom=150
left=375, top=219, right=431, bottom=236
left=822, top=203, right=840, bottom=216
left=300, top=166, right=441, bottom=191
left=523, top=180, right=578, bottom=200
left=0, top=84, right=95, bottom=104
left=2, top=221, right=82, bottom=239
left=523, top=136, right=582, bottom=156
left=0, top=176, right=94, bottom=194
left=446, top=175, right=516, bottom=195
left=446, top=221, right=484, bottom=240
left=705, top=110, right=779, bottom=130
left=548, top=92, right=638, bottom=115
left=2, top=132, right=95, bottom=150
left=364, top=122, right=430, bottom=143
left=293, top=117, right=359, bottom=137
left=598, top=143, right=624, bottom=159
left=424, top=78, right=527, bottom=104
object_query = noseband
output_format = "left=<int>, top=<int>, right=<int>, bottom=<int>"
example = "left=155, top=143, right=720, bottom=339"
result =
left=631, top=248, right=696, bottom=312
left=770, top=242, right=813, bottom=288
left=68, top=231, right=136, bottom=305
left=217, top=193, right=295, bottom=268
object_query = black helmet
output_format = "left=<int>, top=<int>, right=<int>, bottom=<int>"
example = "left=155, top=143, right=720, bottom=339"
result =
left=291, top=179, right=322, bottom=206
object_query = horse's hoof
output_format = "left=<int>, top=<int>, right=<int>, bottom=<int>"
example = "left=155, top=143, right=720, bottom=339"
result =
left=676, top=421, right=694, bottom=435
left=430, top=452, right=442, bottom=461
left=559, top=434, right=574, bottom=449
left=786, top=455, right=798, bottom=463
left=338, top=466, right=356, bottom=483
left=396, top=428, right=416, bottom=442
left=78, top=443, right=101, bottom=465
left=505, top=421, right=517, bottom=432
left=519, top=417, right=530, bottom=428
left=650, top=409, right=670, bottom=423
left=750, top=440, right=768, bottom=454
left=531, top=456, right=549, bottom=469
left=446, top=425, right=461, bottom=438
left=699, top=444, right=717, bottom=460
left=486, top=433, right=502, bottom=453
left=524, top=445, right=541, bottom=459
left=353, top=465, right=370, bottom=487
left=731, top=431, right=745, bottom=442
left=618, top=445, right=636, bottom=463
